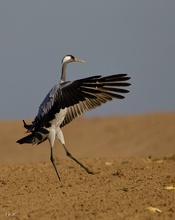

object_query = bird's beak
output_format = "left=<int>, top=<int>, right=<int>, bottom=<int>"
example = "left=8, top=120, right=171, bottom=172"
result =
left=74, top=58, right=85, bottom=63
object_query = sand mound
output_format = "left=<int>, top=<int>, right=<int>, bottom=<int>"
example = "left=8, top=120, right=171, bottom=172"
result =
left=0, top=112, right=175, bottom=219
left=0, top=112, right=174, bottom=164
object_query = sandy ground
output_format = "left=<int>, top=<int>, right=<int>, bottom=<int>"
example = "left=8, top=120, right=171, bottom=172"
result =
left=0, top=112, right=175, bottom=219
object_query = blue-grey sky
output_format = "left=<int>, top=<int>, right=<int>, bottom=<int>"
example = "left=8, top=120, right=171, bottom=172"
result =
left=0, top=1, right=175, bottom=120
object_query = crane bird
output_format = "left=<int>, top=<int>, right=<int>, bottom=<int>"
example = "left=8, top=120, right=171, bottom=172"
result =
left=17, top=54, right=131, bottom=180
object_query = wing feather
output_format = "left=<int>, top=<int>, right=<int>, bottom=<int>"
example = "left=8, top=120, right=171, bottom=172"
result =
left=28, top=74, right=130, bottom=130
left=60, top=74, right=131, bottom=127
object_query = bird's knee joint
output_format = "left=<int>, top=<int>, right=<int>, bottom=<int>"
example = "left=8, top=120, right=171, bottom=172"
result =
left=50, top=157, right=54, bottom=163
left=66, top=151, right=71, bottom=157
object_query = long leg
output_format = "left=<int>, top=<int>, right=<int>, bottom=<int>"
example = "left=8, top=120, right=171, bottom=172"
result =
left=50, top=146, right=61, bottom=181
left=56, top=127, right=93, bottom=175
left=62, top=144, right=93, bottom=174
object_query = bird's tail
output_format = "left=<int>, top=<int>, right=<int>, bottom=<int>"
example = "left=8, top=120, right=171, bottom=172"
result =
left=17, top=128, right=49, bottom=145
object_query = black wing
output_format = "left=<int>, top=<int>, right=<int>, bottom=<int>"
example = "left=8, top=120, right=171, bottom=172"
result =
left=59, top=74, right=131, bottom=127
left=23, top=74, right=130, bottom=131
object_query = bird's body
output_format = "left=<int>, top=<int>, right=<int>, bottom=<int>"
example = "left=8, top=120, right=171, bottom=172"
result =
left=17, top=54, right=131, bottom=180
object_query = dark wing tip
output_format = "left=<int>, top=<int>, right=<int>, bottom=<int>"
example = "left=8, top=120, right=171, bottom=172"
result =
left=23, top=120, right=29, bottom=129
left=16, top=138, right=23, bottom=144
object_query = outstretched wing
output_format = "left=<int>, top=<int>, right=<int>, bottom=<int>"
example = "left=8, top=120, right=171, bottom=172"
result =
left=25, top=74, right=130, bottom=131
left=59, top=74, right=131, bottom=127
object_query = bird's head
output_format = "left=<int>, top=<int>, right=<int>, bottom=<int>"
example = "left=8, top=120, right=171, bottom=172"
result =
left=62, top=54, right=85, bottom=65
